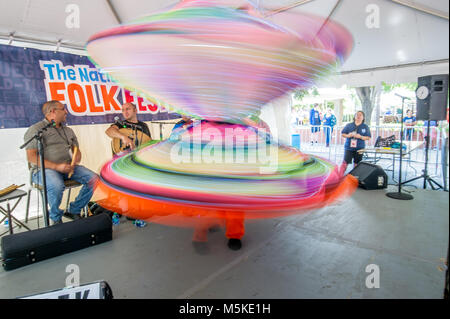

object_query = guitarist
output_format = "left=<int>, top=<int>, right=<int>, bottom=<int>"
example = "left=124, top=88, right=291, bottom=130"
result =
left=105, top=102, right=151, bottom=227
left=105, top=102, right=152, bottom=153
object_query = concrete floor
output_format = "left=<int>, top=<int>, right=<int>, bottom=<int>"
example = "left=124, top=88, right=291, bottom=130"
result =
left=0, top=186, right=448, bottom=299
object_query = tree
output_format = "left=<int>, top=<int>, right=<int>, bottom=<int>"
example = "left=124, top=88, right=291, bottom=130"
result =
left=293, top=86, right=319, bottom=101
left=354, top=86, right=380, bottom=126
left=353, top=82, right=417, bottom=126
left=381, top=81, right=417, bottom=93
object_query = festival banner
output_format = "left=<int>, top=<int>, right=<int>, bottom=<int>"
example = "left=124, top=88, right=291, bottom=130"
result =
left=0, top=44, right=180, bottom=129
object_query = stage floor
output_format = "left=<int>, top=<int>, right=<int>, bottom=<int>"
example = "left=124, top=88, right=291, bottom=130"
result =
left=0, top=186, right=448, bottom=299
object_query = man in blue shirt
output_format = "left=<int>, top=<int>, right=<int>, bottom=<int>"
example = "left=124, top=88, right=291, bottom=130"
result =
left=341, top=111, right=371, bottom=168
left=172, top=115, right=194, bottom=132
left=403, top=109, right=416, bottom=141
left=309, top=104, right=321, bottom=145
left=323, top=108, right=337, bottom=147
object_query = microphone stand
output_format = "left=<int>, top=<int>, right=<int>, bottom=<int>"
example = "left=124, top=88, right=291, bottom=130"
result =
left=20, top=123, right=55, bottom=227
left=133, top=123, right=139, bottom=148
left=386, top=96, right=413, bottom=200
left=118, top=120, right=140, bottom=149
left=400, top=120, right=443, bottom=190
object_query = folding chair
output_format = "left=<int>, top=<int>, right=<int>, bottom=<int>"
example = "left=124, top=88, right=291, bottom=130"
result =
left=25, top=166, right=88, bottom=225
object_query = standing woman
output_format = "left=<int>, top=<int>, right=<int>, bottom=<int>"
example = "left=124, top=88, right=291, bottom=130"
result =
left=402, top=109, right=416, bottom=141
left=309, top=104, right=322, bottom=145
left=341, top=111, right=371, bottom=169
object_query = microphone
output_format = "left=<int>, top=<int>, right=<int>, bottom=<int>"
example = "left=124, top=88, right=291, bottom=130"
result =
left=44, top=120, right=56, bottom=128
left=114, top=116, right=126, bottom=127
left=395, top=93, right=410, bottom=100
left=20, top=120, right=55, bottom=149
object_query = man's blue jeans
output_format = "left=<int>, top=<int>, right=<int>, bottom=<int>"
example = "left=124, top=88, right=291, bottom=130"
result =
left=325, top=126, right=334, bottom=146
left=32, top=165, right=98, bottom=222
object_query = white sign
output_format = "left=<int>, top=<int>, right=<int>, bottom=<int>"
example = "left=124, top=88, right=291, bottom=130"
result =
left=19, top=281, right=109, bottom=299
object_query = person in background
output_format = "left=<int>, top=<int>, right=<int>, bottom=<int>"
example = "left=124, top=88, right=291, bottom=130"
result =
left=297, top=109, right=303, bottom=125
left=309, top=104, right=321, bottom=145
left=341, top=111, right=371, bottom=170
left=170, top=115, right=202, bottom=143
left=323, top=108, right=337, bottom=147
left=402, top=109, right=416, bottom=141
left=291, top=108, right=299, bottom=127
left=172, top=115, right=194, bottom=132
left=422, top=120, right=439, bottom=150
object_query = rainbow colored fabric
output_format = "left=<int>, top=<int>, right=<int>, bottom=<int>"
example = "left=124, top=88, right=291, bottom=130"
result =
left=94, top=121, right=357, bottom=224
left=86, top=0, right=353, bottom=123
left=87, top=0, right=357, bottom=225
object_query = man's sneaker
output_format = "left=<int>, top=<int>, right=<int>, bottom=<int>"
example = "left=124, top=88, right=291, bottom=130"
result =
left=51, top=219, right=63, bottom=226
left=63, top=212, right=82, bottom=220
left=133, top=220, right=147, bottom=228
left=227, top=238, right=242, bottom=250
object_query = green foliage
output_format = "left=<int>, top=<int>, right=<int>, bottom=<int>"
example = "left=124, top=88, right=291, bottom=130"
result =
left=381, top=81, right=417, bottom=93
left=342, top=114, right=353, bottom=123
left=293, top=86, right=319, bottom=101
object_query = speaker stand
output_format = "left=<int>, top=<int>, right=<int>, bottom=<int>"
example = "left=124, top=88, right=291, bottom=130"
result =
left=386, top=95, right=413, bottom=200
left=400, top=121, right=443, bottom=190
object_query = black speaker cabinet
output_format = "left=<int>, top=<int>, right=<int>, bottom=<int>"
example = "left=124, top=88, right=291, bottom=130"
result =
left=1, top=213, right=112, bottom=271
left=416, top=74, right=449, bottom=121
left=349, top=162, right=388, bottom=190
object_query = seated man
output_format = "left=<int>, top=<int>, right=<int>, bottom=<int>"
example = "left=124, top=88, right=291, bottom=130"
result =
left=106, top=102, right=152, bottom=154
left=23, top=100, right=98, bottom=225
left=105, top=102, right=152, bottom=227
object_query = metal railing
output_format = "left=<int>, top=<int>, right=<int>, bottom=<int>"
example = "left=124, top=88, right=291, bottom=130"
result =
left=291, top=124, right=448, bottom=181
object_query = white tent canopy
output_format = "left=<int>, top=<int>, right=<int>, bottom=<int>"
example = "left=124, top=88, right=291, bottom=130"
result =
left=0, top=0, right=448, bottom=86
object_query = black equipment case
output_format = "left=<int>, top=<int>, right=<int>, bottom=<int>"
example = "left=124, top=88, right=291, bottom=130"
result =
left=1, top=213, right=112, bottom=271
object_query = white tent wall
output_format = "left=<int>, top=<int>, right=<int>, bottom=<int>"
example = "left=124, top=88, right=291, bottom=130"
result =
left=260, top=94, right=293, bottom=145
left=319, top=61, right=450, bottom=88
left=0, top=0, right=448, bottom=68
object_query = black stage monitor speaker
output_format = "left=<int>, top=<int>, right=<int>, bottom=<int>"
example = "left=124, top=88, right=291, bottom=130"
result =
left=1, top=213, right=112, bottom=271
left=349, top=162, right=388, bottom=190
left=416, top=74, right=449, bottom=121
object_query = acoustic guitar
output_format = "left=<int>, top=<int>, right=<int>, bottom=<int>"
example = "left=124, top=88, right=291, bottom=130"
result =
left=111, top=127, right=152, bottom=154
